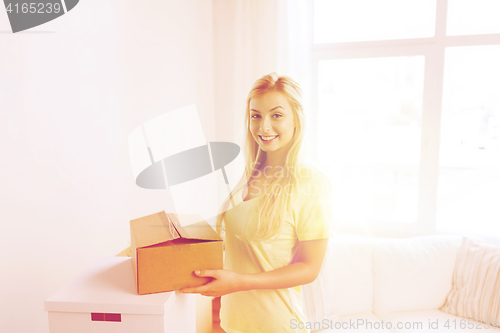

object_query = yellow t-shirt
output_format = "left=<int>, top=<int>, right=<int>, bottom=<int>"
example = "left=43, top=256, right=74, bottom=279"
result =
left=220, top=164, right=334, bottom=333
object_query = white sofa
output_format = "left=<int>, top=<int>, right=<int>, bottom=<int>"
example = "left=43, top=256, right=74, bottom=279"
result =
left=301, top=233, right=500, bottom=332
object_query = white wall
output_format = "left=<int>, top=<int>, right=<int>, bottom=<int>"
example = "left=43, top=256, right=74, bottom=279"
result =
left=0, top=1, right=214, bottom=332
left=212, top=0, right=288, bottom=146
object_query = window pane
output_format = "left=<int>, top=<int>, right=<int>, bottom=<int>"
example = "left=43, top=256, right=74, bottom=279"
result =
left=447, top=0, right=500, bottom=36
left=318, top=56, right=425, bottom=226
left=437, top=45, right=500, bottom=236
left=314, top=0, right=436, bottom=43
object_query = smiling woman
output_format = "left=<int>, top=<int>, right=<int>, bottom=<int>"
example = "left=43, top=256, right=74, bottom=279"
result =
left=179, top=73, right=334, bottom=333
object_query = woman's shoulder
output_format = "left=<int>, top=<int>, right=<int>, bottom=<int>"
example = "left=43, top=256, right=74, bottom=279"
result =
left=294, top=162, right=331, bottom=185
left=291, top=163, right=333, bottom=215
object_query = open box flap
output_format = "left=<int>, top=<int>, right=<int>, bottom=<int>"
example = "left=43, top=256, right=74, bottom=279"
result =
left=130, top=211, right=180, bottom=248
left=167, top=213, right=221, bottom=241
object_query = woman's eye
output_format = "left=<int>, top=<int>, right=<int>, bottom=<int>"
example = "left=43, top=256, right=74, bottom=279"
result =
left=273, top=113, right=282, bottom=118
left=251, top=114, right=260, bottom=119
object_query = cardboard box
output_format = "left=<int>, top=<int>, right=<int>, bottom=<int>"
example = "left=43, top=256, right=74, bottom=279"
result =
left=130, top=211, right=223, bottom=295
left=44, top=257, right=196, bottom=333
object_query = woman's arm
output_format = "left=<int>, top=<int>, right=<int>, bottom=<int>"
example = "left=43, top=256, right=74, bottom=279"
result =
left=179, top=238, right=329, bottom=297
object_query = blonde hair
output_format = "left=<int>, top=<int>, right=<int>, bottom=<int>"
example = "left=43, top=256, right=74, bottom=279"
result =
left=216, top=72, right=307, bottom=242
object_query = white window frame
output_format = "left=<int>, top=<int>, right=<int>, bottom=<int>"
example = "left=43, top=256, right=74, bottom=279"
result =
left=309, top=0, right=500, bottom=237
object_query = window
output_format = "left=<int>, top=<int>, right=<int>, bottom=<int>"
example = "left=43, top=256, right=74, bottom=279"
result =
left=318, top=57, right=424, bottom=226
left=312, top=0, right=500, bottom=237
left=437, top=45, right=500, bottom=236
left=314, top=0, right=436, bottom=43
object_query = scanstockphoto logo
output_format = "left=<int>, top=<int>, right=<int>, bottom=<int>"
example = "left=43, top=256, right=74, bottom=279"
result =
left=3, top=0, right=79, bottom=33
left=128, top=105, right=242, bottom=225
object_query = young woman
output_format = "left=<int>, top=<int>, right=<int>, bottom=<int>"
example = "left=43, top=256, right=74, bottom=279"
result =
left=180, top=73, right=334, bottom=332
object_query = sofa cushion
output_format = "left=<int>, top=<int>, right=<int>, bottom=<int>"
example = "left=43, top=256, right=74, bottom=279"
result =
left=440, top=237, right=500, bottom=326
left=372, top=234, right=462, bottom=313
left=376, top=309, right=500, bottom=332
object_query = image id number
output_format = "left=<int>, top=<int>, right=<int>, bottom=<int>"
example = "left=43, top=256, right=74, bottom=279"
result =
left=6, top=2, right=62, bottom=14
left=444, top=318, right=499, bottom=329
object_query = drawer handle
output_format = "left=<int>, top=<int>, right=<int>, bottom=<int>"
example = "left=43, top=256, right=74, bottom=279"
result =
left=91, top=313, right=121, bottom=322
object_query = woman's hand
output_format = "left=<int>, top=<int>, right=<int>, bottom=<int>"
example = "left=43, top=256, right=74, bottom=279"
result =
left=179, top=269, right=244, bottom=297
left=179, top=239, right=329, bottom=296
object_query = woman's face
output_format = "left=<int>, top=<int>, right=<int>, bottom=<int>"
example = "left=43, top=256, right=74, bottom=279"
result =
left=249, top=91, right=296, bottom=155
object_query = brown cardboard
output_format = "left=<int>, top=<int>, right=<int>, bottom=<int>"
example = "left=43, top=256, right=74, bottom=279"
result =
left=130, top=211, right=223, bottom=295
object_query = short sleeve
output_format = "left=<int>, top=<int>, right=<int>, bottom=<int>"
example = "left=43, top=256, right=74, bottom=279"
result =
left=293, top=169, right=334, bottom=241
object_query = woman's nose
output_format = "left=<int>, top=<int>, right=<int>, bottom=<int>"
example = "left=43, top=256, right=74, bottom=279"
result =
left=261, top=116, right=272, bottom=132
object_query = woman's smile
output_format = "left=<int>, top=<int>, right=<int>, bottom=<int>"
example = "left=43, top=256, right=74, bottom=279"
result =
left=259, top=135, right=279, bottom=143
